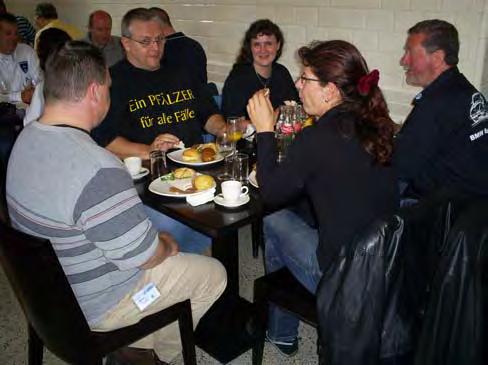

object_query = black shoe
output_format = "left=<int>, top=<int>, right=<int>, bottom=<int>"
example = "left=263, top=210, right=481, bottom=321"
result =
left=265, top=332, right=299, bottom=357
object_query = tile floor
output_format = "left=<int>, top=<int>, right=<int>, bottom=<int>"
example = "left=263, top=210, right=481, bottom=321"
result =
left=0, top=226, right=318, bottom=365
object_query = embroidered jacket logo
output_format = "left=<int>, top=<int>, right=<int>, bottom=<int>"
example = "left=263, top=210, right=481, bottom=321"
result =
left=19, top=61, right=29, bottom=73
left=470, top=92, right=488, bottom=127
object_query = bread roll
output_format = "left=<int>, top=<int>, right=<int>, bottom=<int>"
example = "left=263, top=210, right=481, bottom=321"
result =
left=201, top=147, right=216, bottom=162
left=200, top=142, right=218, bottom=153
left=182, top=148, right=200, bottom=161
left=173, top=167, right=196, bottom=179
left=193, top=175, right=215, bottom=190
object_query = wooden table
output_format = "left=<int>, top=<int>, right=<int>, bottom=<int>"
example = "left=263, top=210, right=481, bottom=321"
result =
left=134, top=158, right=265, bottom=363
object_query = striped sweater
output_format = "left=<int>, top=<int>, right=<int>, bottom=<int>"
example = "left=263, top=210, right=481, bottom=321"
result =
left=6, top=122, right=158, bottom=326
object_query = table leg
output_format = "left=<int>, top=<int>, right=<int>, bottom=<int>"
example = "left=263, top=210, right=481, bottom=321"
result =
left=211, top=231, right=239, bottom=296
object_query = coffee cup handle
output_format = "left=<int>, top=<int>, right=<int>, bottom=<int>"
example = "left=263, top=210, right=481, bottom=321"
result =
left=241, top=186, right=249, bottom=196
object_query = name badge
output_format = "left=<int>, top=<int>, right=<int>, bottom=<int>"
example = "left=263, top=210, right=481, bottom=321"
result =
left=132, top=283, right=161, bottom=311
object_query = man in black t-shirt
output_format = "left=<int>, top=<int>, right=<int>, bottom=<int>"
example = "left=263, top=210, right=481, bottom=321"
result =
left=92, top=8, right=224, bottom=256
left=394, top=19, right=488, bottom=200
left=92, top=8, right=225, bottom=160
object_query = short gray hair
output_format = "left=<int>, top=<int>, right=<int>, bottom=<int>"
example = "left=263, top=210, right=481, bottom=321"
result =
left=121, top=8, right=162, bottom=38
left=44, top=41, right=107, bottom=103
left=408, top=19, right=459, bottom=66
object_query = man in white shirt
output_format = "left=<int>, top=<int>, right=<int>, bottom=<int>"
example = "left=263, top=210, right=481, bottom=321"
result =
left=0, top=13, right=40, bottom=105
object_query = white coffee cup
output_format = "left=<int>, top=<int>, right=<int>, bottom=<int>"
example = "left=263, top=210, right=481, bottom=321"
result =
left=124, top=156, right=142, bottom=176
left=221, top=180, right=248, bottom=202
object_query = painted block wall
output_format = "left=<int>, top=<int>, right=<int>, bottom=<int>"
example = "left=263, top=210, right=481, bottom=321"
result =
left=7, top=0, right=488, bottom=122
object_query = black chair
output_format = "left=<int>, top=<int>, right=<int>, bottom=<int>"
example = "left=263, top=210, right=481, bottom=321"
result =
left=252, top=268, right=317, bottom=364
left=414, top=198, right=488, bottom=365
left=315, top=193, right=484, bottom=365
left=251, top=193, right=463, bottom=365
left=0, top=222, right=197, bottom=365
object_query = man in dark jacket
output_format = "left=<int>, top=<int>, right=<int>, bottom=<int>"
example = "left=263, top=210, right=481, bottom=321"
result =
left=394, top=19, right=488, bottom=200
left=149, top=7, right=208, bottom=85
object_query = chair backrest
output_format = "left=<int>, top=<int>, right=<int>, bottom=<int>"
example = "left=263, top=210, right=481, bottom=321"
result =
left=317, top=193, right=481, bottom=365
left=0, top=222, right=95, bottom=362
left=414, top=198, right=488, bottom=365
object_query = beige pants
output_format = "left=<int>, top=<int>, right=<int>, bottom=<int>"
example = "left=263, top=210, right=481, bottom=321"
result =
left=92, top=253, right=227, bottom=362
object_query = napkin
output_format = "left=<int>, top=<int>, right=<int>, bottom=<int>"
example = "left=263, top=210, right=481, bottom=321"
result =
left=245, top=123, right=256, bottom=141
left=186, top=188, right=216, bottom=206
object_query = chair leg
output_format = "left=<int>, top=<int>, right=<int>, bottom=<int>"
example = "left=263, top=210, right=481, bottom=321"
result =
left=252, top=280, right=268, bottom=365
left=28, top=324, right=44, bottom=365
left=251, top=220, right=263, bottom=258
left=178, top=301, right=197, bottom=365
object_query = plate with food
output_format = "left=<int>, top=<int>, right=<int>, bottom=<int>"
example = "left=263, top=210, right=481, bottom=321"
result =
left=167, top=142, right=224, bottom=166
left=148, top=167, right=216, bottom=197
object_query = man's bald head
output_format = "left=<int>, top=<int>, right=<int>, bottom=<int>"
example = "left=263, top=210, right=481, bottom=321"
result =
left=88, top=10, right=112, bottom=47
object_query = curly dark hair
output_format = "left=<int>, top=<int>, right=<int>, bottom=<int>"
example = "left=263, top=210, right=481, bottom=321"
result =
left=298, top=40, right=395, bottom=165
left=235, top=19, right=284, bottom=64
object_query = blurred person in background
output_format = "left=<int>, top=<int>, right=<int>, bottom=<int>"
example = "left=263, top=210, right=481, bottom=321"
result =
left=33, top=2, right=82, bottom=50
left=84, top=10, right=124, bottom=67
left=0, top=12, right=40, bottom=105
left=23, top=28, right=71, bottom=126
left=150, top=7, right=207, bottom=85
left=0, top=0, right=36, bottom=45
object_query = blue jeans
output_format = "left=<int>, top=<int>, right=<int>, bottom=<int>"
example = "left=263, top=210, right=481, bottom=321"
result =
left=143, top=205, right=211, bottom=254
left=264, top=209, right=322, bottom=342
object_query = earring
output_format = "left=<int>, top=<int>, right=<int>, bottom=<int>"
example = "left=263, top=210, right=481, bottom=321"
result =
left=324, top=97, right=329, bottom=103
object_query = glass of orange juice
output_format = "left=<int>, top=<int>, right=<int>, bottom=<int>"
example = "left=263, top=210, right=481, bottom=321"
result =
left=227, top=116, right=246, bottom=151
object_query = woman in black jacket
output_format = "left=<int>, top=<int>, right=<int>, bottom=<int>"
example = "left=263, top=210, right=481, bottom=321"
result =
left=247, top=40, right=399, bottom=356
left=222, top=19, right=298, bottom=119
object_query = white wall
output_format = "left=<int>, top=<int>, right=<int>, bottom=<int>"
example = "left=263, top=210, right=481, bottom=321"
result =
left=7, top=0, right=488, bottom=122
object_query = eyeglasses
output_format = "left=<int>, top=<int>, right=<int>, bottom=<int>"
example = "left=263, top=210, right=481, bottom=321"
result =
left=123, top=36, right=165, bottom=47
left=297, top=74, right=321, bottom=84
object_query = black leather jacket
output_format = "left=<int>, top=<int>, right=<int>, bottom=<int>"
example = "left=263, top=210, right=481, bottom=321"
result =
left=317, top=193, right=487, bottom=365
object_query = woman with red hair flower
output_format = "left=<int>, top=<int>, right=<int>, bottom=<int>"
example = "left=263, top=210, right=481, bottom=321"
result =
left=247, top=40, right=399, bottom=356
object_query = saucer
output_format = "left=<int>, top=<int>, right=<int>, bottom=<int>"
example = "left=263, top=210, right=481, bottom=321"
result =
left=214, top=194, right=250, bottom=208
left=131, top=167, right=149, bottom=180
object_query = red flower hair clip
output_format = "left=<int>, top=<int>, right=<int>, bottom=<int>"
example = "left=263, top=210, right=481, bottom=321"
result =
left=357, top=69, right=380, bottom=96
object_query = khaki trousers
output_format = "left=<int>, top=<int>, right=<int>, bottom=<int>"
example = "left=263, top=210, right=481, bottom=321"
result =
left=92, top=253, right=227, bottom=362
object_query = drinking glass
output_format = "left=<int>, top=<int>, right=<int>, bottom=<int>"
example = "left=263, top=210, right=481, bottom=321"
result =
left=277, top=134, right=293, bottom=163
left=218, top=154, right=235, bottom=181
left=216, top=132, right=234, bottom=158
left=233, top=153, right=249, bottom=183
left=227, top=116, right=246, bottom=150
left=150, top=150, right=168, bottom=180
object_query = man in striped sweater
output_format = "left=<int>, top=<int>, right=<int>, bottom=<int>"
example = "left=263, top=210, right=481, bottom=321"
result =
left=6, top=41, right=226, bottom=365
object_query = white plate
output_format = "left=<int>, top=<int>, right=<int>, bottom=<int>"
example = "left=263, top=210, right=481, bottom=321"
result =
left=248, top=170, right=258, bottom=188
left=167, top=149, right=224, bottom=166
left=131, top=167, right=149, bottom=180
left=214, top=194, right=250, bottom=208
left=148, top=176, right=216, bottom=198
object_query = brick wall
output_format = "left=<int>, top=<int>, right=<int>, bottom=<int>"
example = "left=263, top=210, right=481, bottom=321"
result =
left=8, top=0, right=488, bottom=122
